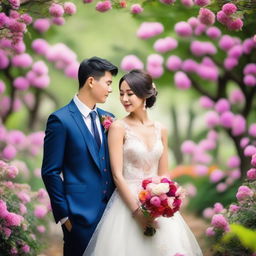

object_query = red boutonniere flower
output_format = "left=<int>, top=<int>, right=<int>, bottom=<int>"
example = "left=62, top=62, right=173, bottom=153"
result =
left=100, top=115, right=114, bottom=132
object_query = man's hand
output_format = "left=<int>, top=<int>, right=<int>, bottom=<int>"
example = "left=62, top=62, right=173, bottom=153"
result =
left=64, top=219, right=72, bottom=232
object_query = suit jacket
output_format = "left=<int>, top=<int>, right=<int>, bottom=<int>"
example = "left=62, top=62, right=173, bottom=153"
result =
left=41, top=99, right=115, bottom=226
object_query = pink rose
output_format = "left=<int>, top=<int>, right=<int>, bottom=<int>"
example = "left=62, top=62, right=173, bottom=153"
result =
left=247, top=168, right=256, bottom=180
left=21, top=244, right=30, bottom=253
left=211, top=214, right=229, bottom=231
left=205, top=226, right=215, bottom=236
left=5, top=212, right=23, bottom=226
left=3, top=227, right=12, bottom=238
left=103, top=119, right=112, bottom=130
left=0, top=199, right=8, bottom=218
left=130, top=4, right=143, bottom=14
left=150, top=196, right=161, bottom=207
left=236, top=185, right=253, bottom=201
left=229, top=204, right=240, bottom=213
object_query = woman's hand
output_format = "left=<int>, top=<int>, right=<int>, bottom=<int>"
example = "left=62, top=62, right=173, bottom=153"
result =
left=133, top=208, right=156, bottom=230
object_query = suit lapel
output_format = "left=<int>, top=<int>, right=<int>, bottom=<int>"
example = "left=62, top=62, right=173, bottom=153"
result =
left=68, top=100, right=101, bottom=170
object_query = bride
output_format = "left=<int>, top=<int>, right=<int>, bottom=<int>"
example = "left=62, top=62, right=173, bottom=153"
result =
left=84, top=70, right=203, bottom=256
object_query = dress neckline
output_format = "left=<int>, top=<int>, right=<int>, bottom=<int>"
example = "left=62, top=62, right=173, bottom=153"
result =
left=121, top=120, right=160, bottom=152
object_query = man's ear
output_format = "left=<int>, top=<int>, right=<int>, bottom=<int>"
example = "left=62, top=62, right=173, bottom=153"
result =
left=87, top=77, right=94, bottom=88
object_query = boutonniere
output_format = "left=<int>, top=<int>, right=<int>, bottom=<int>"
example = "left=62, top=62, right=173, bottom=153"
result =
left=100, top=115, right=114, bottom=132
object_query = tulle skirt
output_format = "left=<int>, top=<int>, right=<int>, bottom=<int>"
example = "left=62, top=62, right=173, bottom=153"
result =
left=83, top=187, right=203, bottom=256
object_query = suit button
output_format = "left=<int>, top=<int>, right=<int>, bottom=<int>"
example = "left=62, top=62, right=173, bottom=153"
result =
left=102, top=157, right=105, bottom=160
left=103, top=190, right=107, bottom=194
left=103, top=169, right=107, bottom=172
left=106, top=181, right=108, bottom=185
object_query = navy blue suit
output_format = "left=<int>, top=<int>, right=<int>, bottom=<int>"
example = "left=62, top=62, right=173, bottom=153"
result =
left=41, top=100, right=115, bottom=255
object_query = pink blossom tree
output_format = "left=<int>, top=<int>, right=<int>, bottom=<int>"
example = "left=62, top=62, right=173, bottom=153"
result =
left=120, top=0, right=256, bottom=179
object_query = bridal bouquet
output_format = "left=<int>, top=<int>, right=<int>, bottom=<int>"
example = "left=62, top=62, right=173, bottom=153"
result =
left=138, top=176, right=185, bottom=236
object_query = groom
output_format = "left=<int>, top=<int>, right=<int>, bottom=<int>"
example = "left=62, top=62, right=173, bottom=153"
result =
left=41, top=57, right=118, bottom=255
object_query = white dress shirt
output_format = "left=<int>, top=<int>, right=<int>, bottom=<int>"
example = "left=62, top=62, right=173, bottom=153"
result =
left=60, top=95, right=102, bottom=225
left=73, top=94, right=103, bottom=142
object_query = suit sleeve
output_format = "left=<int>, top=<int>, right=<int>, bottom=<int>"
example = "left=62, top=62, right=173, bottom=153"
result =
left=41, top=114, right=69, bottom=223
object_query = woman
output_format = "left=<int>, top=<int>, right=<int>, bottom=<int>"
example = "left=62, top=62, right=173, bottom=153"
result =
left=84, top=70, right=202, bottom=256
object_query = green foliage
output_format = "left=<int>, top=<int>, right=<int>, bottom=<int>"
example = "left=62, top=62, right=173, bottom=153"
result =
left=206, top=180, right=256, bottom=255
left=223, top=224, right=256, bottom=253
left=0, top=189, right=42, bottom=256
left=0, top=161, right=51, bottom=255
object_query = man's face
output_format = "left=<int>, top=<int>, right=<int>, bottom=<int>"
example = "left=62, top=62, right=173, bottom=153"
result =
left=91, top=71, right=113, bottom=103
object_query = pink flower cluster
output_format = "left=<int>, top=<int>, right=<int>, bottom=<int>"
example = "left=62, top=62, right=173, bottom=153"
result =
left=0, top=160, right=19, bottom=179
left=181, top=130, right=218, bottom=165
left=32, top=39, right=79, bottom=79
left=130, top=4, right=143, bottom=14
left=200, top=97, right=248, bottom=138
left=11, top=53, right=33, bottom=68
left=217, top=3, right=243, bottom=31
left=175, top=21, right=193, bottom=37
left=218, top=35, right=245, bottom=71
left=198, top=8, right=215, bottom=26
left=236, top=185, right=254, bottom=201
left=166, top=55, right=182, bottom=71
left=0, top=11, right=31, bottom=56
left=120, top=55, right=144, bottom=71
left=154, top=37, right=178, bottom=53
left=197, top=57, right=218, bottom=81
left=174, top=71, right=191, bottom=89
left=242, top=38, right=256, bottom=55
left=194, top=0, right=211, bottom=7
left=33, top=2, right=76, bottom=32
left=243, top=63, right=256, bottom=87
left=50, top=2, right=76, bottom=18
left=137, top=22, right=164, bottom=39
left=181, top=0, right=194, bottom=7
left=0, top=126, right=44, bottom=160
left=206, top=26, right=221, bottom=39
left=228, top=89, right=245, bottom=105
left=33, top=18, right=51, bottom=33
left=146, top=54, right=164, bottom=79
left=0, top=199, right=24, bottom=237
left=190, top=40, right=216, bottom=57
left=203, top=202, right=225, bottom=220
left=139, top=177, right=185, bottom=218
left=96, top=1, right=112, bottom=12
left=211, top=214, right=229, bottom=231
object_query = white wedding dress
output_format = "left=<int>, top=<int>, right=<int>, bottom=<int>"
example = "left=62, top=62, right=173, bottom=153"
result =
left=84, top=121, right=203, bottom=256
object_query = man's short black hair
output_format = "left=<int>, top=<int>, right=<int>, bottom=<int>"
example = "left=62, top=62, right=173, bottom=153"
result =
left=78, top=56, right=118, bottom=89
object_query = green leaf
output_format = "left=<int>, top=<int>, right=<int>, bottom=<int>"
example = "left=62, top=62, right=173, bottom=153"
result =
left=222, top=224, right=256, bottom=252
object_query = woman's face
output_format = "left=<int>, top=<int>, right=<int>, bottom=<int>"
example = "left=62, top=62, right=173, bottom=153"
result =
left=119, top=80, right=144, bottom=113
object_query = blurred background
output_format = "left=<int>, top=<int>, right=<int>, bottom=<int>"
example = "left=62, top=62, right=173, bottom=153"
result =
left=0, top=0, right=256, bottom=255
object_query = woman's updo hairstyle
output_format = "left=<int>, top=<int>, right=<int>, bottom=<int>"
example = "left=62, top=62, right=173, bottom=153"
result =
left=119, top=69, right=158, bottom=108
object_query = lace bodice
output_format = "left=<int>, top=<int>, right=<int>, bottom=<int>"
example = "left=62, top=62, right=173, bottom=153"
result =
left=121, top=120, right=163, bottom=182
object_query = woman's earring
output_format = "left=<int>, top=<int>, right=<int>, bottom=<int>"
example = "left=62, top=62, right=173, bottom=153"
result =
left=143, top=100, right=146, bottom=110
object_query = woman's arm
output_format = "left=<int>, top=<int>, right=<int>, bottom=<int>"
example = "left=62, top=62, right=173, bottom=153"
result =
left=108, top=121, right=153, bottom=228
left=108, top=121, right=139, bottom=212
left=157, top=125, right=169, bottom=177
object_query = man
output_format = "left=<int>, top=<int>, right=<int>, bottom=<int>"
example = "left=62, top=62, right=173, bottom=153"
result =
left=41, top=57, right=118, bottom=255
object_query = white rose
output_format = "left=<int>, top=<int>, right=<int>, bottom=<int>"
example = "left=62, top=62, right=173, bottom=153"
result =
left=167, top=197, right=174, bottom=208
left=151, top=183, right=169, bottom=195
left=176, top=187, right=186, bottom=199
